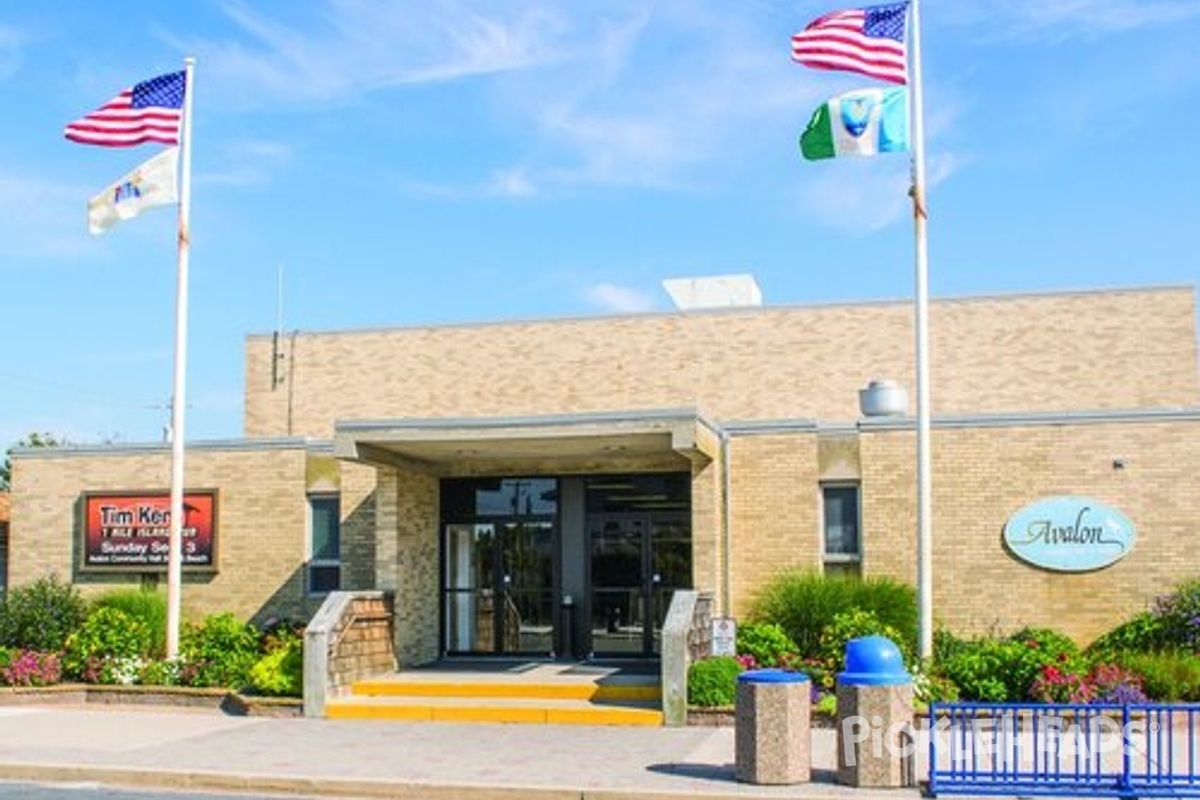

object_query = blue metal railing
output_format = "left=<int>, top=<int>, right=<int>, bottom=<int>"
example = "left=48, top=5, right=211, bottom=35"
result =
left=928, top=702, right=1200, bottom=797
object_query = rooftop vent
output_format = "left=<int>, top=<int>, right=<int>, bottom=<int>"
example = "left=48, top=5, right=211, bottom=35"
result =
left=662, top=274, right=762, bottom=310
left=859, top=380, right=908, bottom=417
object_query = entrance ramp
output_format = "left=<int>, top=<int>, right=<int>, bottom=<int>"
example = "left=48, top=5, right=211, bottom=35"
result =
left=325, top=661, right=663, bottom=726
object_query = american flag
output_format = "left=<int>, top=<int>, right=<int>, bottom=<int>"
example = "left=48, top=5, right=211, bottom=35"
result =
left=65, top=70, right=185, bottom=147
left=791, top=3, right=908, bottom=85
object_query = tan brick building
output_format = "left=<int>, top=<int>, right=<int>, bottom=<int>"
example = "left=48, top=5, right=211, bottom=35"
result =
left=9, top=285, right=1200, bottom=660
left=0, top=492, right=9, bottom=595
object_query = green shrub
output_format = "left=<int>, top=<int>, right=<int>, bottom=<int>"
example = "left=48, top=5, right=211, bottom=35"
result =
left=1153, top=580, right=1200, bottom=650
left=938, top=637, right=1015, bottom=702
left=138, top=658, right=182, bottom=687
left=1086, top=612, right=1168, bottom=659
left=260, top=618, right=306, bottom=653
left=179, top=613, right=261, bottom=689
left=0, top=575, right=87, bottom=652
left=1115, top=651, right=1200, bottom=701
left=749, top=571, right=916, bottom=658
left=1007, top=627, right=1085, bottom=699
left=933, top=628, right=970, bottom=665
left=94, top=588, right=167, bottom=658
left=63, top=606, right=151, bottom=682
left=912, top=663, right=959, bottom=704
left=938, top=628, right=1084, bottom=702
left=249, top=636, right=303, bottom=697
left=736, top=621, right=798, bottom=668
left=688, top=656, right=742, bottom=707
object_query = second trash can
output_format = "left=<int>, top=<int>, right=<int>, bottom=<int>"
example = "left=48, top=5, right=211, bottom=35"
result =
left=734, top=668, right=811, bottom=785
left=835, top=635, right=914, bottom=788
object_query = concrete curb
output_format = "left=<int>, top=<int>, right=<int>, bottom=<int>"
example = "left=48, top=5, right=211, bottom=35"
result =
left=0, top=762, right=900, bottom=800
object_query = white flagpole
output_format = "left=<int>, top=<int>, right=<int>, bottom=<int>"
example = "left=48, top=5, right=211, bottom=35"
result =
left=907, top=0, right=934, bottom=661
left=166, top=56, right=196, bottom=660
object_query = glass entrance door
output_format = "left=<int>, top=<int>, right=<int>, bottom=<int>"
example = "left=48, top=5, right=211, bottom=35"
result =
left=588, top=511, right=691, bottom=657
left=443, top=521, right=555, bottom=655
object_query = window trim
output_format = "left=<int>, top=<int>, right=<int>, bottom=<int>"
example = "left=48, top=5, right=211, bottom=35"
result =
left=820, top=482, right=862, bottom=567
left=307, top=493, right=341, bottom=596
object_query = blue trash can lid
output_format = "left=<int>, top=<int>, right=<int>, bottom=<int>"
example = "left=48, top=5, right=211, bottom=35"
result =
left=837, top=635, right=911, bottom=686
left=737, top=668, right=809, bottom=684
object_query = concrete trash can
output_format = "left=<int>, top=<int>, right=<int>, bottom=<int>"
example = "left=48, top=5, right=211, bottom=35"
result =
left=734, top=668, right=811, bottom=785
left=835, top=635, right=915, bottom=788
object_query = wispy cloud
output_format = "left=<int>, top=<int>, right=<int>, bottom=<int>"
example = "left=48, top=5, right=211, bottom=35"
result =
left=582, top=282, right=661, bottom=313
left=198, top=139, right=294, bottom=187
left=0, top=174, right=95, bottom=260
left=485, top=167, right=538, bottom=198
left=797, top=152, right=963, bottom=233
left=174, top=2, right=824, bottom=194
left=177, top=0, right=573, bottom=108
left=506, top=5, right=825, bottom=191
left=0, top=24, right=23, bottom=81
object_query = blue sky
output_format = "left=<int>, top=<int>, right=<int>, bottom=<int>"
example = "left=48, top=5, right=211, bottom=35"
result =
left=1, top=0, right=1198, bottom=448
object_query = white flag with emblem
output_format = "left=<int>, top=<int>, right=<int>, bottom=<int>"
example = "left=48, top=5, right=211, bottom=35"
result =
left=87, top=146, right=179, bottom=235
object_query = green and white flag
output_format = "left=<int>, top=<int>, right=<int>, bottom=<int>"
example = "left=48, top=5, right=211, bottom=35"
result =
left=800, top=87, right=909, bottom=161
left=87, top=146, right=179, bottom=235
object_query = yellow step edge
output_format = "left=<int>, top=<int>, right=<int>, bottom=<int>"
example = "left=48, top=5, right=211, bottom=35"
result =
left=351, top=681, right=661, bottom=702
left=545, top=707, right=663, bottom=726
left=595, top=685, right=661, bottom=702
left=326, top=701, right=663, bottom=726
left=326, top=703, right=433, bottom=721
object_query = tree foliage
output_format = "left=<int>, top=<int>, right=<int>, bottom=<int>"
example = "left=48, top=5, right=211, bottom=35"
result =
left=1, top=432, right=65, bottom=490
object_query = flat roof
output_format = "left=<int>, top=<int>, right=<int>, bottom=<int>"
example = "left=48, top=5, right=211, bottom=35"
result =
left=245, top=283, right=1194, bottom=342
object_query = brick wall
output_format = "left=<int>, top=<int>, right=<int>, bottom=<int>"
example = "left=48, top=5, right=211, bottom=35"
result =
left=327, top=593, right=396, bottom=687
left=372, top=465, right=440, bottom=666
left=9, top=443, right=320, bottom=625
left=726, top=431, right=822, bottom=616
left=245, top=287, right=1197, bottom=438
left=859, top=418, right=1200, bottom=644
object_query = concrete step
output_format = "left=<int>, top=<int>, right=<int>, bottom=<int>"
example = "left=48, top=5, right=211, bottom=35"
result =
left=349, top=675, right=661, bottom=703
left=329, top=664, right=665, bottom=725
left=325, top=695, right=664, bottom=726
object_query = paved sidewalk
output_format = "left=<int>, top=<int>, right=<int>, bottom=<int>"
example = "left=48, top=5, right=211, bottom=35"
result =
left=0, top=704, right=928, bottom=800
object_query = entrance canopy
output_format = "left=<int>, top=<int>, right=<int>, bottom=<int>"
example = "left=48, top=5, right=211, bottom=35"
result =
left=332, top=409, right=719, bottom=475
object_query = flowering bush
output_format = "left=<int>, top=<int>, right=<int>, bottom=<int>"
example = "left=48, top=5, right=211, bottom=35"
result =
left=0, top=649, right=63, bottom=686
left=137, top=658, right=183, bottom=687
left=1088, top=663, right=1149, bottom=704
left=911, top=662, right=959, bottom=704
left=62, top=606, right=151, bottom=681
left=736, top=621, right=799, bottom=668
left=1030, top=664, right=1094, bottom=704
left=1153, top=580, right=1200, bottom=651
left=1029, top=662, right=1148, bottom=705
left=78, top=655, right=145, bottom=686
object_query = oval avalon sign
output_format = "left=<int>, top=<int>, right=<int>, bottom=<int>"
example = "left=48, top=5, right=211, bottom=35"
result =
left=1003, top=496, right=1136, bottom=572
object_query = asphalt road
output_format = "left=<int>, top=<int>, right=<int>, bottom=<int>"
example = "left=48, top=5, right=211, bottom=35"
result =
left=0, top=782, right=335, bottom=800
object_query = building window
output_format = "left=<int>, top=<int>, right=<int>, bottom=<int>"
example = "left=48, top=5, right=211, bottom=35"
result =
left=308, top=494, right=340, bottom=594
left=822, top=484, right=861, bottom=578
